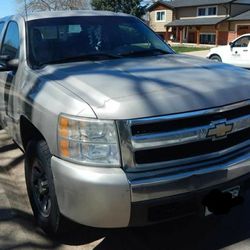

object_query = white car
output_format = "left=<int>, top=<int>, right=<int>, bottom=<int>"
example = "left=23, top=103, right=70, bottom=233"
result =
left=207, top=33, right=250, bottom=68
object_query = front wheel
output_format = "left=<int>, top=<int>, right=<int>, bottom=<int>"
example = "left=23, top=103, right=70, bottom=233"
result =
left=210, top=55, right=222, bottom=62
left=25, top=140, right=65, bottom=235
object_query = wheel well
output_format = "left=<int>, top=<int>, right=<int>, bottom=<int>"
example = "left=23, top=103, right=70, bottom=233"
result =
left=20, top=116, right=45, bottom=151
left=209, top=54, right=221, bottom=60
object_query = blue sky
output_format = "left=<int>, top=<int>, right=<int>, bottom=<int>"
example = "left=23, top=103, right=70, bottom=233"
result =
left=0, top=0, right=17, bottom=18
left=0, top=0, right=153, bottom=18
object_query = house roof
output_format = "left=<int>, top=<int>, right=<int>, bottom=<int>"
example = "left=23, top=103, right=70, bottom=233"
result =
left=229, top=10, right=250, bottom=21
left=148, top=0, right=236, bottom=10
left=147, top=1, right=174, bottom=11
left=166, top=16, right=227, bottom=26
left=233, top=0, right=250, bottom=4
left=169, top=0, right=235, bottom=8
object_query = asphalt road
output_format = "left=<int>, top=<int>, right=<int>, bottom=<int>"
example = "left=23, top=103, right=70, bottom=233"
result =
left=1, top=129, right=250, bottom=250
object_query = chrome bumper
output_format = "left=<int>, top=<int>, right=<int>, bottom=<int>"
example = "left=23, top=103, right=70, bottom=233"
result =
left=130, top=152, right=250, bottom=202
left=51, top=153, right=250, bottom=228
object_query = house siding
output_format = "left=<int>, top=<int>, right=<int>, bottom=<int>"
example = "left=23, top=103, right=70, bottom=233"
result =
left=176, top=7, right=196, bottom=19
left=149, top=4, right=173, bottom=33
left=176, top=5, right=228, bottom=19
left=217, top=5, right=229, bottom=16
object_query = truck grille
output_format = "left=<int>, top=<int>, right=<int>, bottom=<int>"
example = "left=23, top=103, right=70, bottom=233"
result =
left=135, top=128, right=250, bottom=164
left=117, top=101, right=250, bottom=172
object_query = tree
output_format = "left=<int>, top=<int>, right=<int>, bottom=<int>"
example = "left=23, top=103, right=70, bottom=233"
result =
left=91, top=0, right=147, bottom=18
left=16, top=0, right=90, bottom=12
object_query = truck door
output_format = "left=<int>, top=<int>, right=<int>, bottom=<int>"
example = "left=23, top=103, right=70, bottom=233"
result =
left=229, top=35, right=250, bottom=68
left=0, top=21, right=20, bottom=133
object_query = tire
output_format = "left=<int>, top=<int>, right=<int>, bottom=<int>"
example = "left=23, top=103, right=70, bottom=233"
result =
left=210, top=55, right=222, bottom=62
left=25, top=140, right=65, bottom=236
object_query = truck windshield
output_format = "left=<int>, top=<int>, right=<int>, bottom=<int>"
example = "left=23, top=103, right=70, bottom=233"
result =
left=27, top=16, right=173, bottom=67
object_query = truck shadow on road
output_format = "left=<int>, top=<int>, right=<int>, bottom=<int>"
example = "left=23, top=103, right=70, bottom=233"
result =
left=1, top=205, right=250, bottom=250
left=60, top=204, right=250, bottom=250
left=1, top=135, right=250, bottom=250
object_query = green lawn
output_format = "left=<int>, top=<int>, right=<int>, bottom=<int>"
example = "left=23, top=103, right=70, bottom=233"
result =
left=172, top=46, right=210, bottom=53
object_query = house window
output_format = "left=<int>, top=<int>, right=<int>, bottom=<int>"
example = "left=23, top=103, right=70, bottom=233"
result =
left=197, top=6, right=217, bottom=17
left=198, top=8, right=206, bottom=16
left=156, top=11, right=166, bottom=22
left=200, top=33, right=216, bottom=44
left=208, top=7, right=217, bottom=16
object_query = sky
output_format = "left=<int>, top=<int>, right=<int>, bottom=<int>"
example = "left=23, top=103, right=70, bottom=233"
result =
left=0, top=0, right=154, bottom=18
left=0, top=0, right=17, bottom=18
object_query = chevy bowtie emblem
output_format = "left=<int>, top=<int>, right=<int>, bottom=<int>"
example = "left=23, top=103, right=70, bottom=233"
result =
left=207, top=122, right=233, bottom=140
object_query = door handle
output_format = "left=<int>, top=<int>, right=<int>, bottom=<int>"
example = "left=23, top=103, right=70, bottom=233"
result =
left=243, top=50, right=248, bottom=52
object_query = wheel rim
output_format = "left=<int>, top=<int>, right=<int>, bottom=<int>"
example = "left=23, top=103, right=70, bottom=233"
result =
left=212, top=57, right=220, bottom=62
left=31, top=159, right=51, bottom=218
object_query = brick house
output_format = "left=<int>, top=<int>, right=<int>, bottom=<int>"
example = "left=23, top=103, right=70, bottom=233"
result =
left=148, top=0, right=250, bottom=46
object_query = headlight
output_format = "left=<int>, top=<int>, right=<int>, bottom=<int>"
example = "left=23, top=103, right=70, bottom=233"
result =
left=58, top=114, right=120, bottom=167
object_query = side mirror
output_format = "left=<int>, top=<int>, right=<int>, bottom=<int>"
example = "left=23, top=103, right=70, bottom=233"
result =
left=0, top=55, right=19, bottom=71
left=0, top=64, right=8, bottom=71
left=7, top=59, right=19, bottom=70
left=229, top=42, right=234, bottom=48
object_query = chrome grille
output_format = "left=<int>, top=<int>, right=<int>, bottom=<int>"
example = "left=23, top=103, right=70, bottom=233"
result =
left=117, top=100, right=250, bottom=172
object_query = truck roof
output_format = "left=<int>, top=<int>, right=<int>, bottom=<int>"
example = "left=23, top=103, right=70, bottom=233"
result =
left=1, top=10, right=132, bottom=22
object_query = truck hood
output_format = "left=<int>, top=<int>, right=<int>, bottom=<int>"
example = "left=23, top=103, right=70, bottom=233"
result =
left=40, top=54, right=250, bottom=119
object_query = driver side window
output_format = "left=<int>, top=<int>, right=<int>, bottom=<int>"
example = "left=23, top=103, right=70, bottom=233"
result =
left=234, top=36, right=250, bottom=48
left=1, top=22, right=20, bottom=59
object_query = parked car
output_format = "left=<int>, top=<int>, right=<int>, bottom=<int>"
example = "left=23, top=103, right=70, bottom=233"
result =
left=1, top=11, right=250, bottom=236
left=207, top=33, right=250, bottom=68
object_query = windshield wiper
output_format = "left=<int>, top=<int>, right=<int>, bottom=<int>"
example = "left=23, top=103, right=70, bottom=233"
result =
left=118, top=48, right=170, bottom=57
left=38, top=52, right=121, bottom=67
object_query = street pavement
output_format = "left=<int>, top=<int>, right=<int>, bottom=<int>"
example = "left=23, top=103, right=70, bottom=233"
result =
left=1, top=129, right=250, bottom=250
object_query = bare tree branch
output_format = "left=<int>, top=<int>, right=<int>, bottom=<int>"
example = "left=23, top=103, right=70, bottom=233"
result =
left=16, top=0, right=90, bottom=12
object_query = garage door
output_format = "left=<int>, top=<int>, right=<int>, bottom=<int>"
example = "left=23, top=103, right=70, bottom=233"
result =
left=237, top=25, right=250, bottom=36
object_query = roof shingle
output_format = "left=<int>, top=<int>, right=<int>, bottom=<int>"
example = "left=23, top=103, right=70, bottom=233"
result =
left=229, top=10, right=250, bottom=21
left=159, top=0, right=235, bottom=8
left=166, top=17, right=227, bottom=26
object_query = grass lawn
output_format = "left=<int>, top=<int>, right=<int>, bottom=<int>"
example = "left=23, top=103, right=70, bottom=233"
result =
left=172, top=46, right=210, bottom=53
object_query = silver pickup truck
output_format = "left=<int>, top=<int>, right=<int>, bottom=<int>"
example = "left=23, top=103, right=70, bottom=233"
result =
left=1, top=10, right=250, bottom=235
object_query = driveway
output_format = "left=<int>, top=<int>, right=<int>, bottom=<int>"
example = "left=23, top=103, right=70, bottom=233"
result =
left=182, top=49, right=210, bottom=58
left=1, top=129, right=250, bottom=250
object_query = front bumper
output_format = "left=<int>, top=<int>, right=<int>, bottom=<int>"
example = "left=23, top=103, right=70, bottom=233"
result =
left=51, top=157, right=131, bottom=228
left=51, top=153, right=250, bottom=228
